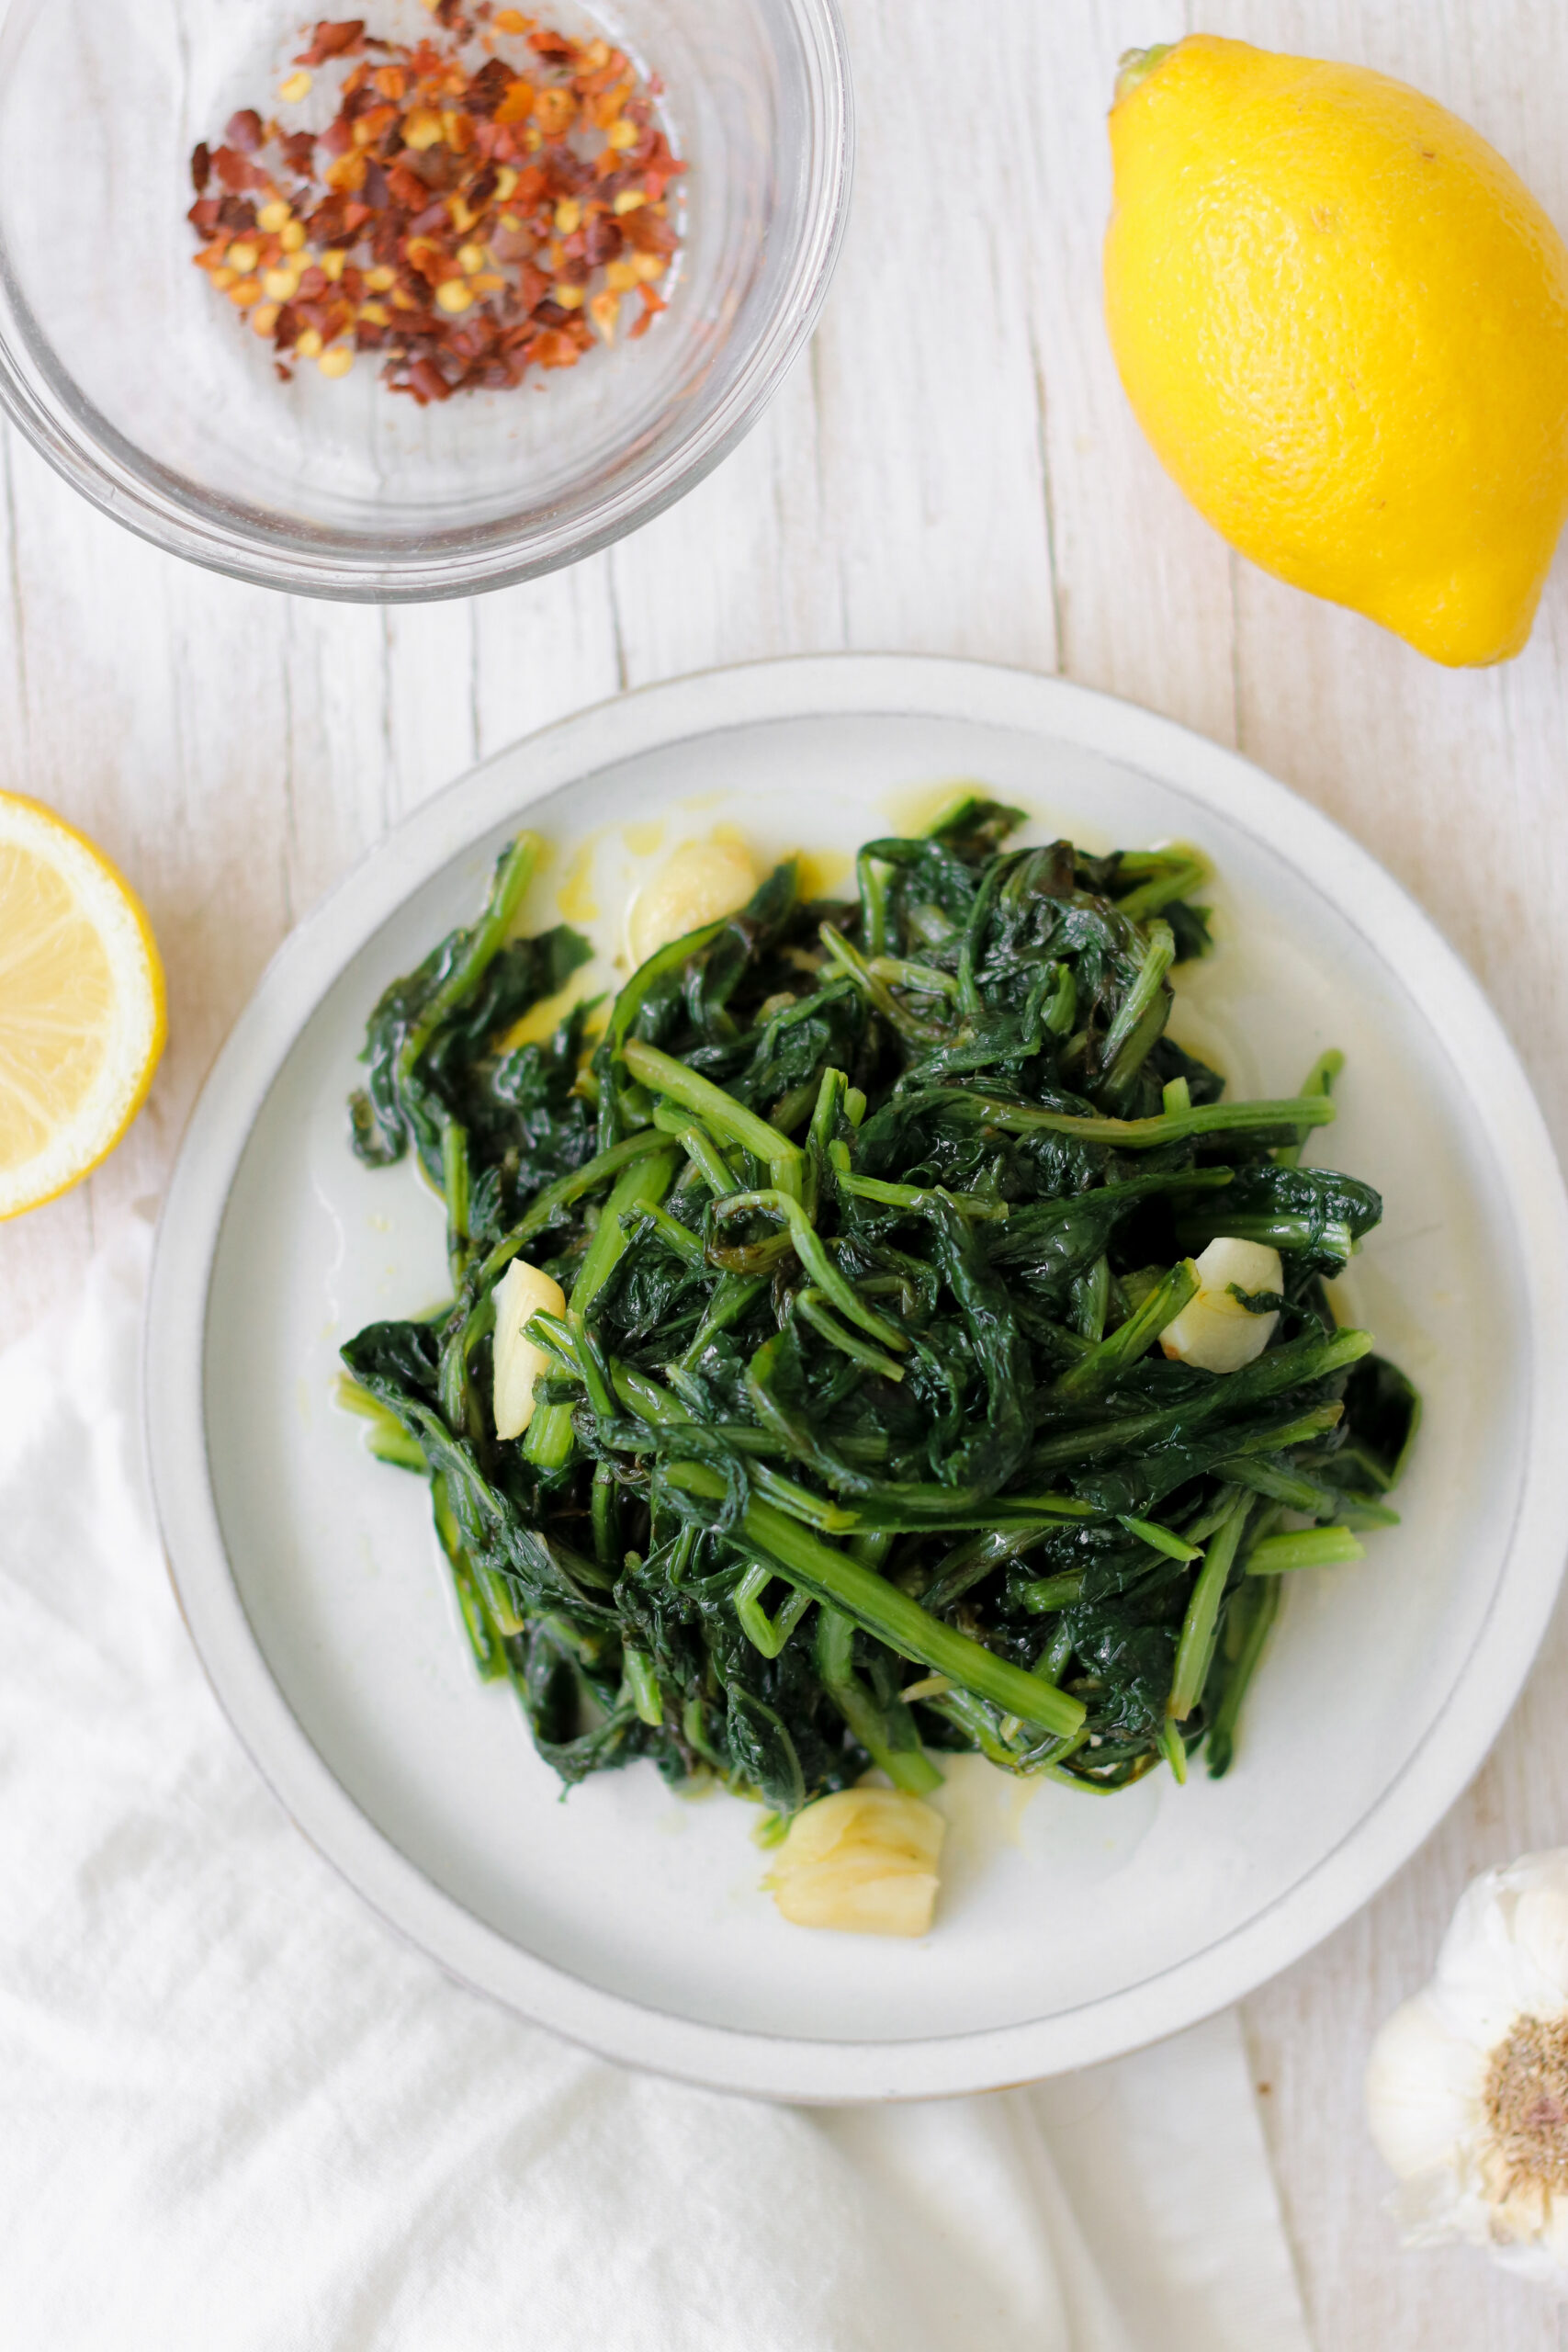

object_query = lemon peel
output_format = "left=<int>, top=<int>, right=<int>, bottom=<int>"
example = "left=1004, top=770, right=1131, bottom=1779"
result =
left=1105, top=35, right=1568, bottom=665
left=0, top=792, right=165, bottom=1218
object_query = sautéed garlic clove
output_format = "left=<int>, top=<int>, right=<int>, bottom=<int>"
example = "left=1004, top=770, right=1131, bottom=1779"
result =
left=492, top=1258, right=567, bottom=1440
left=1160, top=1236, right=1282, bottom=1374
left=765, top=1788, right=945, bottom=1937
left=626, top=839, right=757, bottom=967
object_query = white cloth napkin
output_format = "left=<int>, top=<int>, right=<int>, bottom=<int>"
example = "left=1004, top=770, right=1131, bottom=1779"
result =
left=1, top=1216, right=1313, bottom=2352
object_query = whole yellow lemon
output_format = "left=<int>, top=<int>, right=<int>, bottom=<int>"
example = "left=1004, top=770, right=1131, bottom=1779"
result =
left=1104, top=35, right=1568, bottom=665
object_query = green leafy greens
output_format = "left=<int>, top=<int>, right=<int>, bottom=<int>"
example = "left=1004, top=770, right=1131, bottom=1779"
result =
left=341, top=802, right=1418, bottom=1815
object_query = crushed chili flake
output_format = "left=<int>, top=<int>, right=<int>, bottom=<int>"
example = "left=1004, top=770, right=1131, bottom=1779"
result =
left=296, top=19, right=367, bottom=68
left=188, top=8, right=682, bottom=400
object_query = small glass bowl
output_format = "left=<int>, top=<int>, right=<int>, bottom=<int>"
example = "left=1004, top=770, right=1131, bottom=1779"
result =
left=0, top=0, right=852, bottom=601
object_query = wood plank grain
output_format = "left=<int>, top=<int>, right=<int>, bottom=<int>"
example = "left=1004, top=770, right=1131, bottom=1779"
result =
left=0, top=433, right=293, bottom=1336
left=1019, top=0, right=1240, bottom=741
left=605, top=370, right=851, bottom=681
left=4, top=9, right=1568, bottom=2346
left=278, top=600, right=396, bottom=923
left=469, top=560, right=623, bottom=760
left=1181, top=9, right=1568, bottom=2345
left=0, top=438, right=96, bottom=1331
left=797, top=0, right=1059, bottom=671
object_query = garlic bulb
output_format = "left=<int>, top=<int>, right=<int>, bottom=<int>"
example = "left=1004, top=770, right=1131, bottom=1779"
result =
left=1366, top=1849, right=1568, bottom=2291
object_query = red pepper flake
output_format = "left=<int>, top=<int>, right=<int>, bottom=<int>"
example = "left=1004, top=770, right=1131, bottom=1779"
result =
left=628, top=285, right=664, bottom=340
left=186, top=6, right=685, bottom=398
left=465, top=57, right=513, bottom=116
left=408, top=356, right=454, bottom=401
left=295, top=20, right=367, bottom=68
left=210, top=144, right=266, bottom=195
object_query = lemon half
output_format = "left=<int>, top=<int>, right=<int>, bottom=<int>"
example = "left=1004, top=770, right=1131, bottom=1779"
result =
left=0, top=792, right=165, bottom=1218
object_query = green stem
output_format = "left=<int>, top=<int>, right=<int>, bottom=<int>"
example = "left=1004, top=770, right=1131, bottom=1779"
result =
left=676, top=1272, right=768, bottom=1369
left=941, top=1092, right=1337, bottom=1149
left=1112, top=844, right=1207, bottom=921
left=397, top=833, right=538, bottom=1090
left=1225, top=1402, right=1345, bottom=1453
left=867, top=955, right=959, bottom=999
left=1246, top=1525, right=1366, bottom=1575
left=1036, top=1622, right=1075, bottom=1685
left=919, top=1522, right=1059, bottom=1612
left=713, top=1188, right=908, bottom=1353
left=598, top=903, right=757, bottom=1148
left=817, top=1606, right=943, bottom=1795
left=832, top=1160, right=1010, bottom=1222
left=833, top=1490, right=1096, bottom=1533
left=1019, top=1572, right=1085, bottom=1612
left=336, top=1374, right=428, bottom=1471
left=818, top=922, right=947, bottom=1043
left=1169, top=1491, right=1253, bottom=1721
left=650, top=1105, right=738, bottom=1196
left=1206, top=1576, right=1280, bottom=1778
left=734, top=1562, right=812, bottom=1658
left=1156, top=1715, right=1189, bottom=1785
left=525, top=1150, right=675, bottom=1470
left=1177, top=1212, right=1354, bottom=1265
left=636, top=1202, right=706, bottom=1269
left=793, top=1287, right=906, bottom=1380
left=1118, top=1513, right=1202, bottom=1564
left=622, top=1647, right=664, bottom=1726
left=661, top=1463, right=1086, bottom=1739
left=1030, top=1331, right=1369, bottom=1475
left=431, top=1472, right=505, bottom=1678
left=1214, top=1456, right=1338, bottom=1513
left=1053, top=1258, right=1197, bottom=1400
left=441, top=1119, right=471, bottom=1288
left=622, top=1039, right=803, bottom=1185
left=1041, top=962, right=1077, bottom=1038
left=574, top=1149, right=678, bottom=1306
left=472, top=1131, right=672, bottom=1295
left=1101, top=995, right=1169, bottom=1102
left=1276, top=1049, right=1344, bottom=1170
left=1100, top=921, right=1175, bottom=1076
left=592, top=1460, right=620, bottom=1570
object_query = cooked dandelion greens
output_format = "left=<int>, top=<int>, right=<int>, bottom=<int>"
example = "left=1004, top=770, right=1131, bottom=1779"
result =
left=342, top=800, right=1417, bottom=1813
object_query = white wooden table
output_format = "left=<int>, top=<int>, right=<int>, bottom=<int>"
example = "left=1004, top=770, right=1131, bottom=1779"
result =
left=6, top=3, right=1567, bottom=2343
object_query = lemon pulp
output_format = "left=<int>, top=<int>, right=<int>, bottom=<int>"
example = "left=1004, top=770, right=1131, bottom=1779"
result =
left=0, top=795, right=164, bottom=1217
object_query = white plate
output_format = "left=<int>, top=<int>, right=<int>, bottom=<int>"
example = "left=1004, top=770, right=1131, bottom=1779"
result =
left=146, top=655, right=1568, bottom=2101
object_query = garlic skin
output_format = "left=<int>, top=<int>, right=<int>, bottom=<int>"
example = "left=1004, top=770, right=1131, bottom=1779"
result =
left=1366, top=1849, right=1568, bottom=2292
left=1159, top=1236, right=1282, bottom=1374
left=625, top=838, right=757, bottom=969
left=764, top=1788, right=945, bottom=1938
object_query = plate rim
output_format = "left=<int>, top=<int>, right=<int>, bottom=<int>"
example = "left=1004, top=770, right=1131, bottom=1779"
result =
left=144, top=651, right=1568, bottom=2100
